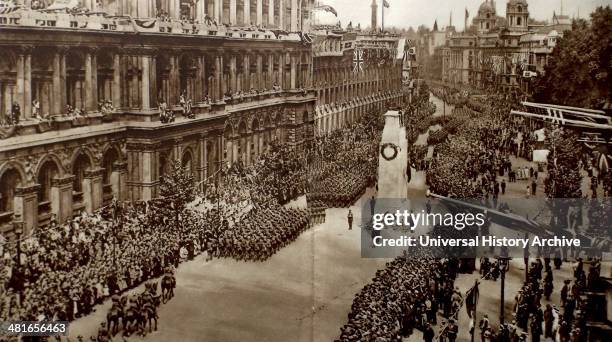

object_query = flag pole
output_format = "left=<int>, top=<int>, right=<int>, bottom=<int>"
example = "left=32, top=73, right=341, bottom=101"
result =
left=471, top=279, right=478, bottom=342
left=381, top=0, right=384, bottom=33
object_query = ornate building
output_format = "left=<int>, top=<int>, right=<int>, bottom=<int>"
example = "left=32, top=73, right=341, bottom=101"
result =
left=473, top=0, right=497, bottom=33
left=309, top=6, right=405, bottom=135
left=439, top=0, right=571, bottom=92
left=0, top=1, right=319, bottom=234
left=311, top=31, right=404, bottom=134
left=0, top=0, right=404, bottom=235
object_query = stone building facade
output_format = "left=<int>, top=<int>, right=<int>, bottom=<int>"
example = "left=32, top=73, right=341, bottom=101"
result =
left=438, top=0, right=571, bottom=92
left=0, top=1, right=404, bottom=235
left=310, top=27, right=405, bottom=135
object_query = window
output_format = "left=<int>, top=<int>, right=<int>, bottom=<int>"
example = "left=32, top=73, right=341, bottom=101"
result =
left=517, top=17, right=522, bottom=26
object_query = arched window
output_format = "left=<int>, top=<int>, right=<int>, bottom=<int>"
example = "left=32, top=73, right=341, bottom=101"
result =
left=159, top=153, right=168, bottom=179
left=102, top=149, right=119, bottom=186
left=0, top=168, right=21, bottom=213
left=37, top=160, right=59, bottom=203
left=72, top=153, right=91, bottom=193
left=517, top=17, right=522, bottom=26
left=182, top=150, right=193, bottom=176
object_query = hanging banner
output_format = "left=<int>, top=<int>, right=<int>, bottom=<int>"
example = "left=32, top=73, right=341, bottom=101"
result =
left=0, top=0, right=19, bottom=14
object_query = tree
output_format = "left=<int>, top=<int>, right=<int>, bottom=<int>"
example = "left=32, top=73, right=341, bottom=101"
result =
left=544, top=129, right=583, bottom=230
left=534, top=6, right=612, bottom=109
left=159, top=159, right=196, bottom=212
left=544, top=129, right=583, bottom=199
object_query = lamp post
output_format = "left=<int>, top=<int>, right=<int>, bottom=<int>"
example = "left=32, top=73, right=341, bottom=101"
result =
left=13, top=221, right=24, bottom=302
left=498, top=256, right=510, bottom=325
left=111, top=198, right=122, bottom=269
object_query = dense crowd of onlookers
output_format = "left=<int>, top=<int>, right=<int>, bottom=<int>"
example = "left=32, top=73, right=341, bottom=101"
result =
left=338, top=255, right=461, bottom=341
left=424, top=90, right=541, bottom=199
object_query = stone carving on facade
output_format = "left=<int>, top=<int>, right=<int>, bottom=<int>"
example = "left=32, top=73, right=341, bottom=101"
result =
left=22, top=154, right=40, bottom=184
left=56, top=148, right=74, bottom=173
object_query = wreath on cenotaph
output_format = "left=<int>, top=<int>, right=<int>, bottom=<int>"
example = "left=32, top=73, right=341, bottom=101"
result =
left=380, top=143, right=399, bottom=161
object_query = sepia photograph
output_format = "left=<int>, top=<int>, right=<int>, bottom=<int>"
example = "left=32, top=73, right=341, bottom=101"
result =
left=0, top=0, right=610, bottom=341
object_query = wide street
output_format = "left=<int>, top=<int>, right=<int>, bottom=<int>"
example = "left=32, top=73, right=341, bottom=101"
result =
left=67, top=95, right=587, bottom=342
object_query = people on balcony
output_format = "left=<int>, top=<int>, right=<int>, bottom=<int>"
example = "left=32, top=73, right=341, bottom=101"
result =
left=179, top=92, right=194, bottom=119
left=158, top=98, right=174, bottom=123
left=98, top=100, right=115, bottom=116
left=10, top=103, right=20, bottom=125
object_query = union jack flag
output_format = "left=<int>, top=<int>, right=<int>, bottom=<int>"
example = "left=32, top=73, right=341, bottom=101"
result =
left=353, top=49, right=364, bottom=73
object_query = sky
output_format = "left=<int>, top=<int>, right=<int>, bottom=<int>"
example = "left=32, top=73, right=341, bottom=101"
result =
left=323, top=0, right=612, bottom=30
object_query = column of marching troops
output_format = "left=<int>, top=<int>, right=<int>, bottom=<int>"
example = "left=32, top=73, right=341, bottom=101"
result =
left=0, top=107, right=388, bottom=341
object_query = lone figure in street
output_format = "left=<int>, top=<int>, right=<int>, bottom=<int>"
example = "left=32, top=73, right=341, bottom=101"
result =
left=347, top=209, right=353, bottom=230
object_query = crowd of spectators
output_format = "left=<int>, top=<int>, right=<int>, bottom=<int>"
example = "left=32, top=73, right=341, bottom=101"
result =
left=337, top=255, right=460, bottom=341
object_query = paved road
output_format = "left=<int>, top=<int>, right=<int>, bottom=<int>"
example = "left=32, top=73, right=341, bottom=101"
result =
left=69, top=194, right=390, bottom=341
left=68, top=112, right=411, bottom=341
left=67, top=96, right=590, bottom=342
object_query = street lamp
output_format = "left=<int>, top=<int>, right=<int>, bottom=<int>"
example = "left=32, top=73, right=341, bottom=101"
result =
left=498, top=256, right=510, bottom=325
left=13, top=221, right=23, bottom=264
left=110, top=198, right=122, bottom=269
left=13, top=221, right=24, bottom=302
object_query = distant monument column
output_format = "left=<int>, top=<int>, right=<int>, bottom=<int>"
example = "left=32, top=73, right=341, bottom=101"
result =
left=371, top=0, right=378, bottom=31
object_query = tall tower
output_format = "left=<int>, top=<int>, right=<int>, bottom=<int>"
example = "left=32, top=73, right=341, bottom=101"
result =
left=506, top=0, right=529, bottom=32
left=371, top=0, right=378, bottom=31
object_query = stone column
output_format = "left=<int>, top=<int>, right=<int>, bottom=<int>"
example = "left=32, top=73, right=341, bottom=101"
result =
left=141, top=55, right=151, bottom=110
left=198, top=134, right=208, bottom=191
left=251, top=131, right=258, bottom=160
left=230, top=0, right=237, bottom=24
left=258, top=130, right=264, bottom=158
left=126, top=142, right=160, bottom=201
left=51, top=175, right=74, bottom=223
left=84, top=50, right=95, bottom=112
left=83, top=168, right=103, bottom=214
left=137, top=0, right=149, bottom=17
left=268, top=0, right=274, bottom=26
left=225, top=139, right=233, bottom=164
left=215, top=54, right=223, bottom=102
left=268, top=53, right=274, bottom=89
left=277, top=52, right=283, bottom=89
left=244, top=0, right=251, bottom=25
left=15, top=53, right=25, bottom=120
left=256, top=53, right=263, bottom=90
left=213, top=0, right=220, bottom=22
left=24, top=51, right=32, bottom=119
left=169, top=0, right=178, bottom=19
left=290, top=0, right=298, bottom=31
left=195, top=0, right=205, bottom=22
left=278, top=0, right=284, bottom=29
left=198, top=56, right=208, bottom=101
left=14, top=185, right=39, bottom=233
left=290, top=53, right=297, bottom=89
left=243, top=54, right=250, bottom=91
left=60, top=48, right=67, bottom=111
left=91, top=52, right=98, bottom=110
left=52, top=51, right=63, bottom=115
left=112, top=52, right=121, bottom=108
left=173, top=138, right=183, bottom=163
left=229, top=55, right=237, bottom=93
left=256, top=0, right=263, bottom=26
left=111, top=161, right=127, bottom=201
left=232, top=137, right=239, bottom=163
